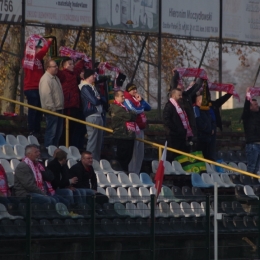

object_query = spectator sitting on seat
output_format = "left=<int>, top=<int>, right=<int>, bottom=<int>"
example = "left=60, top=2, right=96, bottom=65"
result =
left=47, top=149, right=84, bottom=207
left=14, top=144, right=69, bottom=206
left=0, top=164, right=20, bottom=210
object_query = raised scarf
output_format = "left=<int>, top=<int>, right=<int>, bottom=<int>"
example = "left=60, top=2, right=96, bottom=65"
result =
left=169, top=98, right=193, bottom=138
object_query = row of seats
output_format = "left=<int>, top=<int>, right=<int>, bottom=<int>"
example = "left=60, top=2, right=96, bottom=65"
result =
left=217, top=150, right=247, bottom=164
left=0, top=134, right=39, bottom=148
left=1, top=214, right=258, bottom=238
left=47, top=145, right=81, bottom=161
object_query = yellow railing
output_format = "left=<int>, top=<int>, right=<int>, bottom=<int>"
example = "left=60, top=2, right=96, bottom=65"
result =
left=1, top=96, right=259, bottom=180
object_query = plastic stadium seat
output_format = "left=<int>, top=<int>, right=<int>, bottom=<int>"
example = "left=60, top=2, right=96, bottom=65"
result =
left=230, top=174, right=243, bottom=186
left=1, top=219, right=19, bottom=238
left=140, top=172, right=154, bottom=187
left=217, top=151, right=229, bottom=162
left=64, top=219, right=81, bottom=237
left=169, top=202, right=184, bottom=218
left=161, top=186, right=176, bottom=202
left=210, top=173, right=230, bottom=187
left=52, top=219, right=68, bottom=237
left=172, top=161, right=191, bottom=175
left=182, top=186, right=196, bottom=201
left=13, top=144, right=25, bottom=160
left=5, top=171, right=14, bottom=188
left=28, top=135, right=40, bottom=146
left=205, top=162, right=218, bottom=174
left=10, top=158, right=20, bottom=171
left=106, top=187, right=120, bottom=204
left=164, top=161, right=175, bottom=175
left=92, top=159, right=106, bottom=173
left=107, top=172, right=121, bottom=188
left=191, top=173, right=213, bottom=188
left=17, top=135, right=29, bottom=147
left=39, top=219, right=56, bottom=237
left=2, top=144, right=17, bottom=159
left=0, top=158, right=13, bottom=174
left=222, top=216, right=237, bottom=232
left=109, top=160, right=124, bottom=171
left=59, top=146, right=78, bottom=160
left=100, top=159, right=124, bottom=174
left=14, top=219, right=26, bottom=237
left=191, top=187, right=206, bottom=202
left=159, top=201, right=171, bottom=217
left=128, top=187, right=143, bottom=203
left=97, top=187, right=106, bottom=195
left=244, top=185, right=259, bottom=200
left=240, top=175, right=254, bottom=186
left=0, top=203, right=23, bottom=220
left=236, top=151, right=247, bottom=164
left=180, top=202, right=195, bottom=217
left=171, top=186, right=186, bottom=201
left=117, top=187, right=130, bottom=203
left=135, top=218, right=150, bottom=235
left=150, top=187, right=164, bottom=202
left=114, top=202, right=127, bottom=217
left=96, top=172, right=111, bottom=188
left=201, top=201, right=214, bottom=216
left=124, top=218, right=140, bottom=236
left=6, top=134, right=19, bottom=147
left=126, top=202, right=142, bottom=218
left=221, top=201, right=236, bottom=216
left=139, top=187, right=151, bottom=203
left=69, top=146, right=81, bottom=161
left=47, top=145, right=57, bottom=157
left=129, top=172, right=143, bottom=188
left=191, top=201, right=205, bottom=217
left=113, top=218, right=127, bottom=236
left=238, top=162, right=247, bottom=172
left=243, top=216, right=257, bottom=232
left=220, top=173, right=236, bottom=187
left=117, top=172, right=132, bottom=188
left=227, top=151, right=239, bottom=164
left=235, top=185, right=249, bottom=201
left=201, top=173, right=218, bottom=187
left=67, top=158, right=77, bottom=169
left=136, top=202, right=150, bottom=218
left=151, top=160, right=159, bottom=174
left=0, top=135, right=6, bottom=147
left=232, top=201, right=248, bottom=216
left=228, top=162, right=239, bottom=175
left=148, top=202, right=162, bottom=218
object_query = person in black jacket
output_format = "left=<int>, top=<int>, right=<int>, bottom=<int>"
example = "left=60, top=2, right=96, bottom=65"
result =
left=47, top=149, right=83, bottom=206
left=209, top=93, right=232, bottom=160
left=163, top=88, right=192, bottom=161
left=68, top=151, right=97, bottom=203
left=170, top=69, right=203, bottom=140
left=241, top=88, right=260, bottom=174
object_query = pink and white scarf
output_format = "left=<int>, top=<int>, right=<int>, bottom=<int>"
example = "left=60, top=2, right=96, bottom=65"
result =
left=170, top=98, right=193, bottom=138
left=59, top=46, right=91, bottom=64
left=246, top=87, right=260, bottom=101
left=23, top=157, right=55, bottom=195
left=23, top=34, right=47, bottom=70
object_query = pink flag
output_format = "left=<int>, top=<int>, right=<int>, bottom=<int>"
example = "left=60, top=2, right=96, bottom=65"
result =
left=154, top=142, right=167, bottom=198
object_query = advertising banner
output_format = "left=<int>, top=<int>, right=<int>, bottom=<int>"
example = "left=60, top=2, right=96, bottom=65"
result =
left=25, top=0, right=92, bottom=27
left=0, top=0, right=22, bottom=23
left=96, top=0, right=159, bottom=33
left=223, top=0, right=260, bottom=43
left=161, top=0, right=219, bottom=38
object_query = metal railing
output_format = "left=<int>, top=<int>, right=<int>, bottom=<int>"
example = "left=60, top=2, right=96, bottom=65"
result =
left=0, top=95, right=259, bottom=181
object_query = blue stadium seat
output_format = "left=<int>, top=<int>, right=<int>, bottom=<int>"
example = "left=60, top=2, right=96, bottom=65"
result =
left=191, top=173, right=213, bottom=188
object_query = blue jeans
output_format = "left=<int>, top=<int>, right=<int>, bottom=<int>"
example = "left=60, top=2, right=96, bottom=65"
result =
left=29, top=193, right=56, bottom=204
left=44, top=110, right=63, bottom=148
left=24, top=90, right=42, bottom=133
left=246, top=143, right=260, bottom=174
left=55, top=188, right=83, bottom=205
left=77, top=188, right=95, bottom=203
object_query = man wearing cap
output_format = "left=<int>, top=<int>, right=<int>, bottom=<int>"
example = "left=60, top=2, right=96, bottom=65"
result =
left=39, top=59, right=64, bottom=148
left=23, top=36, right=53, bottom=136
left=79, top=68, right=104, bottom=161
left=124, top=83, right=151, bottom=174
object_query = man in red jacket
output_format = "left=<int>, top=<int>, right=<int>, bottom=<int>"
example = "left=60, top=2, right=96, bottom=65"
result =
left=23, top=36, right=53, bottom=136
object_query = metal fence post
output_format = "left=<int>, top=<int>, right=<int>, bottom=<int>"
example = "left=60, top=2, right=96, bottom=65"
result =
left=150, top=194, right=155, bottom=260
left=206, top=194, right=210, bottom=260
left=25, top=195, right=32, bottom=260
left=91, top=194, right=96, bottom=260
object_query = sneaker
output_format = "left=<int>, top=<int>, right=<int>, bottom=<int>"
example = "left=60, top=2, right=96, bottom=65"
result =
left=69, top=211, right=84, bottom=219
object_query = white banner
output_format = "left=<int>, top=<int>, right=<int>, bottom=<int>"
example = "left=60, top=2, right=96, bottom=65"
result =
left=25, top=0, right=92, bottom=27
left=0, top=0, right=22, bottom=23
left=161, top=0, right=219, bottom=38
left=223, top=0, right=260, bottom=43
